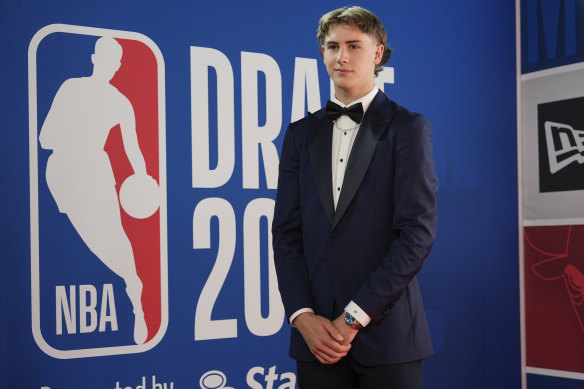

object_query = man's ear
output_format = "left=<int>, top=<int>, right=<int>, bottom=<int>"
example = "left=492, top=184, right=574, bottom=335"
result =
left=321, top=45, right=325, bottom=58
left=373, top=44, right=384, bottom=64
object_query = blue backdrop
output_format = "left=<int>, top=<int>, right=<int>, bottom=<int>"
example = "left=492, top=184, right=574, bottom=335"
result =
left=0, top=0, right=519, bottom=388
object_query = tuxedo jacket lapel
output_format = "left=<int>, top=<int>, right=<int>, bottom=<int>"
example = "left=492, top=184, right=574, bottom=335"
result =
left=333, top=92, right=396, bottom=230
left=308, top=113, right=335, bottom=225
left=307, top=91, right=397, bottom=230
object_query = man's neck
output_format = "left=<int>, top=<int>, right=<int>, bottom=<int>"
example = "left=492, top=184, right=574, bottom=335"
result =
left=334, top=83, right=376, bottom=105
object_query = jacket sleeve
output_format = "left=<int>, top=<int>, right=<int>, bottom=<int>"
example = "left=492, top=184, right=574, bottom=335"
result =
left=352, top=114, right=438, bottom=322
left=272, top=124, right=314, bottom=321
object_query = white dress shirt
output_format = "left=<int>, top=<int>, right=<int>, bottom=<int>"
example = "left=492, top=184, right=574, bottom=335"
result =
left=289, top=87, right=379, bottom=328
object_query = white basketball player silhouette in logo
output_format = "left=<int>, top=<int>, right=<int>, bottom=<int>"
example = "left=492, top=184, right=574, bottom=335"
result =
left=39, top=36, right=159, bottom=345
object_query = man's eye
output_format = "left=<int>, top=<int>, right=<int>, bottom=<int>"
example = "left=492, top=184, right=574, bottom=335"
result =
left=350, top=45, right=359, bottom=49
left=328, top=45, right=338, bottom=50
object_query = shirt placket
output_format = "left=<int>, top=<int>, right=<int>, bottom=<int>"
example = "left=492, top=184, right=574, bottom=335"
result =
left=334, top=126, right=355, bottom=208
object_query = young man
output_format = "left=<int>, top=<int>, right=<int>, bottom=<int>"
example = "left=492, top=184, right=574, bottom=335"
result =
left=272, top=6, right=438, bottom=388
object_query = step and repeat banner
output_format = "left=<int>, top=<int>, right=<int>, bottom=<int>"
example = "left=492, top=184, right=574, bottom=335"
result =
left=1, top=1, right=519, bottom=388
left=520, top=0, right=584, bottom=388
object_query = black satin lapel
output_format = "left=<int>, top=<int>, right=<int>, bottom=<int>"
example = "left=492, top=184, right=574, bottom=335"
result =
left=308, top=114, right=334, bottom=224
left=332, top=93, right=395, bottom=229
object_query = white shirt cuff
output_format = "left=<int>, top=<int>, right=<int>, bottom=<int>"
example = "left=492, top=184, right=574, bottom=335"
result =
left=289, top=308, right=314, bottom=327
left=345, top=301, right=371, bottom=327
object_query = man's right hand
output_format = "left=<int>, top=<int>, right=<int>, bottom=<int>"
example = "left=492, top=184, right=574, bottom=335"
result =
left=292, top=312, right=351, bottom=364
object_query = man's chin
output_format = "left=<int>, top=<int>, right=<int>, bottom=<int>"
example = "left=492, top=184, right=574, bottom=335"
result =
left=332, top=79, right=355, bottom=92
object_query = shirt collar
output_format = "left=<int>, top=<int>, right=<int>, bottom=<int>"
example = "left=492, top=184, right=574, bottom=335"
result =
left=331, top=86, right=379, bottom=114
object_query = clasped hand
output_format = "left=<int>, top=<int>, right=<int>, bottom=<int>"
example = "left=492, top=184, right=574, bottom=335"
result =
left=293, top=312, right=358, bottom=364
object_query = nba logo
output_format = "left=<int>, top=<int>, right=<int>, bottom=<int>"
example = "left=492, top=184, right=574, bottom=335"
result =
left=28, top=24, right=167, bottom=358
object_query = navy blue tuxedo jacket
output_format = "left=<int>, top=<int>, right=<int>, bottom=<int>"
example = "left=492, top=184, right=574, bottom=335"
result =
left=272, top=90, right=438, bottom=366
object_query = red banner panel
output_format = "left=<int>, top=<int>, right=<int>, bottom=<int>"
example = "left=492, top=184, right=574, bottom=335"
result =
left=525, top=225, right=584, bottom=373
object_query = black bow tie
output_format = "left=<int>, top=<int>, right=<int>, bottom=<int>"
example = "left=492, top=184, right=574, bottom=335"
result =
left=325, top=101, right=364, bottom=123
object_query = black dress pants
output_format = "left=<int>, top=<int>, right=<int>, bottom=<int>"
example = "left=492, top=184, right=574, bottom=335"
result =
left=297, top=356, right=423, bottom=389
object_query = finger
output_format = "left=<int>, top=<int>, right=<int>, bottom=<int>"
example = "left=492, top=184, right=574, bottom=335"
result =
left=324, top=322, right=345, bottom=343
left=314, top=353, right=334, bottom=364
left=313, top=349, right=341, bottom=365
left=314, top=340, right=350, bottom=360
left=322, top=337, right=351, bottom=353
left=314, top=326, right=351, bottom=353
left=324, top=321, right=345, bottom=343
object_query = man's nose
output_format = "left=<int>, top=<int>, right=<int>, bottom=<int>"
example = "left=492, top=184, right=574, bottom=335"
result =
left=336, top=47, right=348, bottom=63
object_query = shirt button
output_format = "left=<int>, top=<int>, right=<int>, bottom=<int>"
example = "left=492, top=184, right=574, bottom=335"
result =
left=344, top=132, right=347, bottom=136
left=340, top=159, right=344, bottom=162
left=337, top=187, right=341, bottom=191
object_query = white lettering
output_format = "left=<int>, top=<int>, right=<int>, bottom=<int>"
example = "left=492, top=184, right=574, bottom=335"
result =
left=241, top=51, right=281, bottom=189
left=374, top=66, right=395, bottom=94
left=112, top=376, right=173, bottom=389
left=56, top=285, right=76, bottom=335
left=277, top=372, right=296, bottom=389
left=245, top=366, right=297, bottom=389
left=55, top=284, right=118, bottom=335
left=152, top=375, right=174, bottom=389
left=264, top=366, right=278, bottom=389
left=193, top=198, right=237, bottom=340
left=79, top=284, right=98, bottom=333
left=246, top=366, right=264, bottom=389
left=243, top=198, right=284, bottom=336
left=98, top=283, right=118, bottom=332
left=291, top=57, right=321, bottom=122
left=191, top=46, right=235, bottom=188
